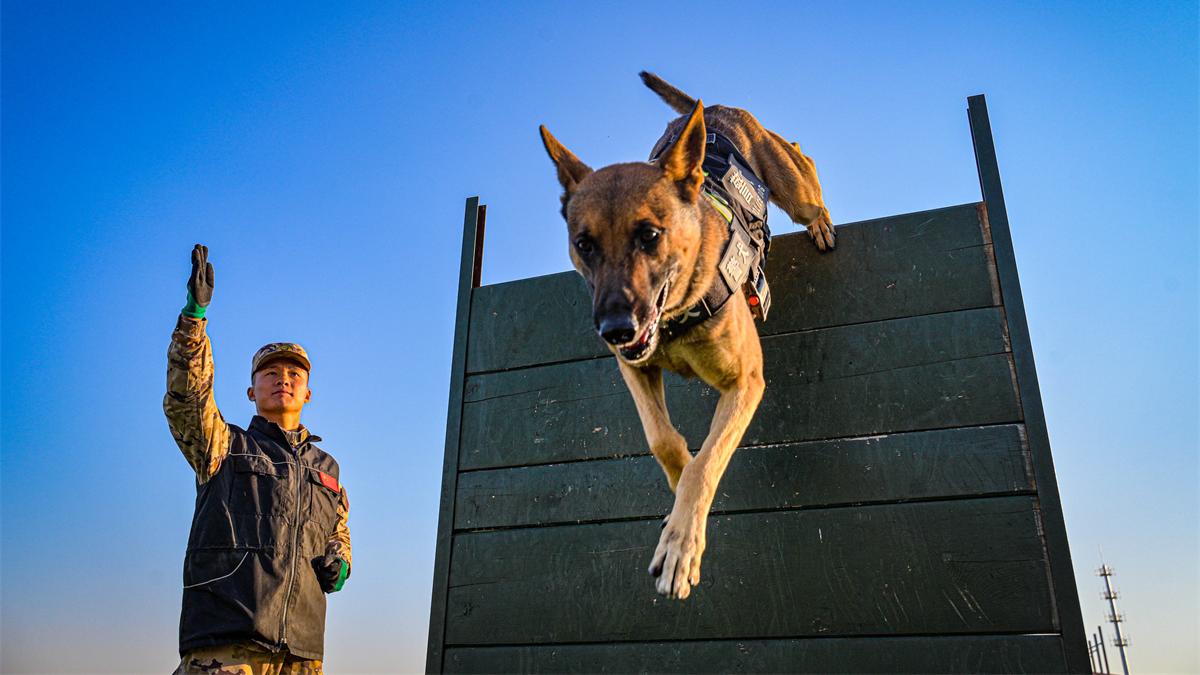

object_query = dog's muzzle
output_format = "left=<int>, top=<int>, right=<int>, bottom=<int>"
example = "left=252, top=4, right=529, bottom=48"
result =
left=609, top=278, right=671, bottom=364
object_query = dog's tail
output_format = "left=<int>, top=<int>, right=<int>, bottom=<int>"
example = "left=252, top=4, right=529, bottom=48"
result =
left=639, top=71, right=698, bottom=115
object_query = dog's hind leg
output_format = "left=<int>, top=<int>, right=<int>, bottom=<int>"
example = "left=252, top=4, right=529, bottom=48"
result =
left=618, top=363, right=691, bottom=491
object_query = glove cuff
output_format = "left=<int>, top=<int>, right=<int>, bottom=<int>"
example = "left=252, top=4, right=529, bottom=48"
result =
left=182, top=291, right=207, bottom=319
left=331, top=558, right=349, bottom=592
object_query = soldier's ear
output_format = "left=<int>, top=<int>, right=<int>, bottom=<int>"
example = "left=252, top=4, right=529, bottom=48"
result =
left=247, top=387, right=255, bottom=401
left=305, top=390, right=312, bottom=403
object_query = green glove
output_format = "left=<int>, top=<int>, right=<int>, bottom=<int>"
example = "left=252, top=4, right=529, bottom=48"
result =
left=313, top=555, right=349, bottom=593
left=182, top=244, right=214, bottom=319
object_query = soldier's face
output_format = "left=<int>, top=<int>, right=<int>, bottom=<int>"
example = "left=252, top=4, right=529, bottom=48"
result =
left=248, top=358, right=311, bottom=415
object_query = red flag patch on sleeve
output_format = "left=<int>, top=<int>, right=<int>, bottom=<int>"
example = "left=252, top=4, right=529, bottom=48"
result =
left=318, top=471, right=340, bottom=492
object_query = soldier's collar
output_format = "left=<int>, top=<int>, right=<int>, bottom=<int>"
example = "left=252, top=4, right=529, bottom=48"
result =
left=250, top=415, right=322, bottom=445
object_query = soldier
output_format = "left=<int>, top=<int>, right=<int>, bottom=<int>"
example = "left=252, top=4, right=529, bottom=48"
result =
left=165, top=244, right=351, bottom=675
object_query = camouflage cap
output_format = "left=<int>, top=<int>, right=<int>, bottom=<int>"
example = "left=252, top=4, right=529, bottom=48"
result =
left=251, top=342, right=311, bottom=377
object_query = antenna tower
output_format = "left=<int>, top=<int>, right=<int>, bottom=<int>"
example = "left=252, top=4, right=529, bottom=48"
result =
left=1097, top=561, right=1130, bottom=674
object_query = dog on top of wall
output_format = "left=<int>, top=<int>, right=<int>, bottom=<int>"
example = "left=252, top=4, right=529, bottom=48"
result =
left=539, top=72, right=835, bottom=600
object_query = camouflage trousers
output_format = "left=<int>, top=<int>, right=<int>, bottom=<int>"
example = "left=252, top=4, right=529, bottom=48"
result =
left=173, top=642, right=322, bottom=675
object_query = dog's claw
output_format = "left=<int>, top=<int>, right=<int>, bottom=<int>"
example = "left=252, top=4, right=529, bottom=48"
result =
left=807, top=213, right=836, bottom=251
left=812, top=229, right=833, bottom=251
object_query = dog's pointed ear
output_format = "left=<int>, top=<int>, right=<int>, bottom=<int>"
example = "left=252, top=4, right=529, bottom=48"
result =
left=659, top=100, right=706, bottom=201
left=540, top=125, right=593, bottom=199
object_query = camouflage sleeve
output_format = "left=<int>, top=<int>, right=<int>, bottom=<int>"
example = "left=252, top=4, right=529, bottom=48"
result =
left=163, top=315, right=232, bottom=483
left=327, top=487, right=352, bottom=570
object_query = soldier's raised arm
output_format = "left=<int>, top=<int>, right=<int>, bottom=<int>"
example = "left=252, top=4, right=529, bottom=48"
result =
left=163, top=244, right=231, bottom=483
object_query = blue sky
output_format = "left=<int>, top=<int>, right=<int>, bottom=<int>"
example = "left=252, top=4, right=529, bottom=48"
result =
left=2, top=2, right=1196, bottom=673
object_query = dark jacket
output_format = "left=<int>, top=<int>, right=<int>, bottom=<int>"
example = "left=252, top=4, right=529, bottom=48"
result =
left=180, top=416, right=342, bottom=660
left=164, top=316, right=351, bottom=661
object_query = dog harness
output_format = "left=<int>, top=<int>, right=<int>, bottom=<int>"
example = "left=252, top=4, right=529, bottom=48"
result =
left=652, top=132, right=773, bottom=340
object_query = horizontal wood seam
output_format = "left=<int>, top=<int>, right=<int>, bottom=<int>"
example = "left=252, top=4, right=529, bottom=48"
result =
left=451, top=488, right=1039, bottom=535
left=444, top=629, right=1063, bottom=650
left=457, top=418, right=1027, bottom=475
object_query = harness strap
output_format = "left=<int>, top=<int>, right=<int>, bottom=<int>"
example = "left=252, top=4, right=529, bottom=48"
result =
left=655, top=132, right=773, bottom=341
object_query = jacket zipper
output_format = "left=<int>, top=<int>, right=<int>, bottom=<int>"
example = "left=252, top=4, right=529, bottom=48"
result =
left=278, top=440, right=304, bottom=650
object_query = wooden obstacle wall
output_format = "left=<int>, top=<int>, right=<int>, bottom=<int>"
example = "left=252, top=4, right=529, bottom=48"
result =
left=426, top=96, right=1088, bottom=674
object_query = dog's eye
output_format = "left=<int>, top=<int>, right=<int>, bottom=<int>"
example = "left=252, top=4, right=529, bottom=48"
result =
left=574, top=236, right=595, bottom=255
left=637, top=227, right=661, bottom=249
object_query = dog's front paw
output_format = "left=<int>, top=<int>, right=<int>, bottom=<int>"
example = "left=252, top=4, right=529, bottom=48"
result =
left=808, top=211, right=836, bottom=251
left=648, top=511, right=706, bottom=600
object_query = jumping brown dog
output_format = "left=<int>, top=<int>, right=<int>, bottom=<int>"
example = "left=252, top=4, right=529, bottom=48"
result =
left=539, top=72, right=835, bottom=600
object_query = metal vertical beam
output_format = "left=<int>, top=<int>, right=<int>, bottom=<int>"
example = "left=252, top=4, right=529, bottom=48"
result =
left=967, top=95, right=1090, bottom=673
left=425, top=197, right=485, bottom=674
left=1098, top=624, right=1112, bottom=674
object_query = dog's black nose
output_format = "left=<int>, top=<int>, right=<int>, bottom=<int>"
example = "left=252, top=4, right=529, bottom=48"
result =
left=598, top=317, right=636, bottom=346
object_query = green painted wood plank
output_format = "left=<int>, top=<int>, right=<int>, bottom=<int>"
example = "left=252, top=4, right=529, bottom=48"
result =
left=466, top=270, right=608, bottom=374
left=459, top=308, right=1018, bottom=470
left=444, top=496, right=1054, bottom=645
left=465, top=203, right=996, bottom=374
left=444, top=634, right=1067, bottom=674
left=454, top=425, right=1032, bottom=530
left=763, top=202, right=996, bottom=335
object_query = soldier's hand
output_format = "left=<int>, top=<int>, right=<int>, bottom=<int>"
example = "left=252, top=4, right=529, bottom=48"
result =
left=312, top=555, right=349, bottom=593
left=189, top=244, right=214, bottom=306
left=182, top=244, right=214, bottom=318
